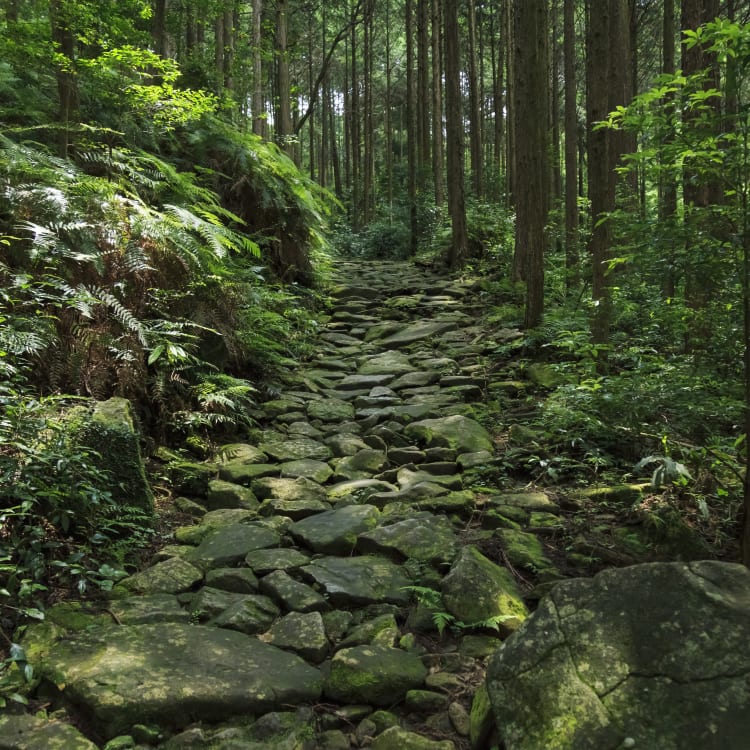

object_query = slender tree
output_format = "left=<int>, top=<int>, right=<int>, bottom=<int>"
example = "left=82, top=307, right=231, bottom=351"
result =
left=444, top=0, right=468, bottom=267
left=563, top=0, right=578, bottom=290
left=512, top=0, right=549, bottom=327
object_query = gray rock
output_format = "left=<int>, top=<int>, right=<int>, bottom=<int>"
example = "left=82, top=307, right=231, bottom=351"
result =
left=279, top=459, right=334, bottom=483
left=290, top=504, right=381, bottom=554
left=244, top=548, right=311, bottom=574
left=184, top=523, right=280, bottom=570
left=326, top=433, right=371, bottom=457
left=206, top=479, right=260, bottom=511
left=217, top=461, right=278, bottom=485
left=33, top=623, right=322, bottom=740
left=209, top=593, right=280, bottom=634
left=216, top=443, right=268, bottom=464
left=251, top=476, right=327, bottom=503
left=259, top=569, right=328, bottom=612
left=259, top=438, right=332, bottom=462
left=441, top=546, right=528, bottom=632
left=302, top=556, right=411, bottom=607
left=325, top=645, right=428, bottom=706
left=259, top=497, right=331, bottom=520
left=114, top=557, right=203, bottom=597
left=107, top=594, right=189, bottom=625
left=405, top=415, right=493, bottom=455
left=264, top=611, right=329, bottom=662
left=487, top=561, right=750, bottom=750
left=308, top=397, right=356, bottom=422
left=358, top=350, right=414, bottom=376
left=327, top=478, right=398, bottom=503
left=0, top=712, right=98, bottom=749
left=204, top=566, right=259, bottom=593
left=377, top=320, right=455, bottom=348
left=357, top=513, right=458, bottom=566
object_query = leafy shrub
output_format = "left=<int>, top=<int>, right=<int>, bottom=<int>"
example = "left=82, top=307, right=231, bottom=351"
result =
left=0, top=388, right=133, bottom=626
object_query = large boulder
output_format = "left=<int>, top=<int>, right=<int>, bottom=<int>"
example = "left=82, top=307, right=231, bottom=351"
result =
left=31, top=623, right=322, bottom=740
left=486, top=561, right=750, bottom=750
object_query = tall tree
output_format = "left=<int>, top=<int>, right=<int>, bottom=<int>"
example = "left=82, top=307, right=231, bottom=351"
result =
left=444, top=0, right=468, bottom=267
left=406, top=0, right=419, bottom=252
left=512, top=0, right=549, bottom=327
left=467, top=0, right=483, bottom=197
left=587, top=0, right=632, bottom=357
left=563, top=0, right=578, bottom=290
left=252, top=0, right=266, bottom=137
left=49, top=0, right=78, bottom=158
left=430, top=0, right=445, bottom=206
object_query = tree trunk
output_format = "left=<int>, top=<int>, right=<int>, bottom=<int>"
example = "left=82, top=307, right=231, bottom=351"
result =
left=513, top=0, right=548, bottom=328
left=586, top=0, right=631, bottom=358
left=417, top=0, right=430, bottom=175
left=276, top=0, right=294, bottom=156
left=682, top=0, right=721, bottom=350
left=406, top=0, right=419, bottom=253
left=504, top=0, right=514, bottom=207
left=215, top=7, right=225, bottom=92
left=49, top=0, right=78, bottom=158
left=363, top=0, right=375, bottom=223
left=444, top=0, right=468, bottom=268
left=467, top=0, right=483, bottom=198
left=252, top=0, right=266, bottom=137
left=563, top=0, right=578, bottom=291
left=153, top=0, right=170, bottom=58
left=431, top=0, right=445, bottom=206
left=659, top=0, right=677, bottom=298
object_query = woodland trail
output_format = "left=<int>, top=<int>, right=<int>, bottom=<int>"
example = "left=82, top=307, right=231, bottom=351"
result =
left=6, top=259, right=571, bottom=750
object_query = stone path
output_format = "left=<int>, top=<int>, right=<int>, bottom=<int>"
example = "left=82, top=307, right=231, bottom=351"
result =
left=8, top=260, right=562, bottom=750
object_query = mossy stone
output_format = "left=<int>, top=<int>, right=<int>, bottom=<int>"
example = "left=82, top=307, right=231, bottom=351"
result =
left=66, top=397, right=153, bottom=512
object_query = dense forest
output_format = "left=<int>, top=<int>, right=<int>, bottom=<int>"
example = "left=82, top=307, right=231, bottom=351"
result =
left=3, top=0, right=750, bottom=695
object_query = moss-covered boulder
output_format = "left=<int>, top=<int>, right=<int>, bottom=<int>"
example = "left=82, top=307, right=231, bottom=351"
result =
left=66, top=397, right=153, bottom=512
left=486, top=561, right=750, bottom=750
left=441, top=546, right=528, bottom=633
left=405, top=415, right=493, bottom=455
left=324, top=645, right=427, bottom=706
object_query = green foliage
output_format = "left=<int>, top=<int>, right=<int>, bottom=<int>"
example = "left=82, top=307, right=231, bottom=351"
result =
left=401, top=585, right=513, bottom=635
left=0, top=388, right=132, bottom=626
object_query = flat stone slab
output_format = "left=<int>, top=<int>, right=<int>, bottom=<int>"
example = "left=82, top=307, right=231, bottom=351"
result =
left=259, top=438, right=332, bottom=462
left=487, top=561, right=750, bottom=750
left=290, top=504, right=381, bottom=554
left=108, top=594, right=190, bottom=625
left=377, top=320, right=455, bottom=347
left=279, top=459, right=334, bottom=483
left=184, top=524, right=280, bottom=570
left=337, top=373, right=395, bottom=391
left=307, top=397, right=356, bottom=422
left=301, top=555, right=411, bottom=607
left=34, top=623, right=322, bottom=740
left=358, top=350, right=414, bottom=376
left=245, top=548, right=311, bottom=574
left=113, top=557, right=203, bottom=597
left=0, top=713, right=97, bottom=750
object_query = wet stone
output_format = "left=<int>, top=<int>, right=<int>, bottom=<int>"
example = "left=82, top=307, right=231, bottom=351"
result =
left=184, top=523, right=281, bottom=570
left=279, top=459, right=334, bottom=483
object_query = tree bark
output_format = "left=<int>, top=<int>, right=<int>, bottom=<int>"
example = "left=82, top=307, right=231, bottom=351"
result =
left=153, top=0, right=170, bottom=58
left=512, top=0, right=548, bottom=327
